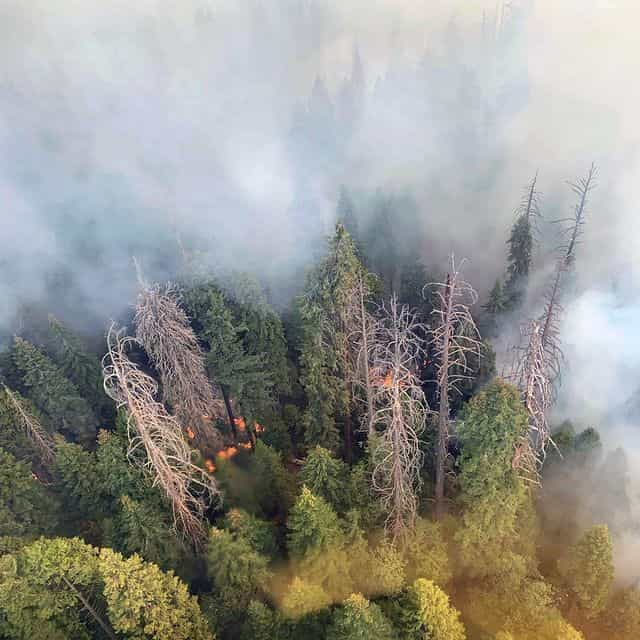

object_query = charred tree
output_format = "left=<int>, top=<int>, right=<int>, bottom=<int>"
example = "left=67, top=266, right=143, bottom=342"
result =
left=371, top=296, right=427, bottom=541
left=428, top=258, right=481, bottom=519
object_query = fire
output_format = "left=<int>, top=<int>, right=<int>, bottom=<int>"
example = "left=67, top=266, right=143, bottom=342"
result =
left=217, top=446, right=238, bottom=460
left=254, top=422, right=265, bottom=433
left=186, top=427, right=195, bottom=439
left=205, top=459, right=216, bottom=473
left=233, top=416, right=246, bottom=431
left=383, top=372, right=393, bottom=388
left=238, top=441, right=252, bottom=450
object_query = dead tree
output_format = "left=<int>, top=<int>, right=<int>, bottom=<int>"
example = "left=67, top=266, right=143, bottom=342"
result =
left=511, top=164, right=596, bottom=468
left=346, top=271, right=377, bottom=436
left=371, top=296, right=427, bottom=541
left=134, top=280, right=222, bottom=448
left=1, top=385, right=54, bottom=466
left=102, top=324, right=221, bottom=548
left=428, top=258, right=481, bottom=519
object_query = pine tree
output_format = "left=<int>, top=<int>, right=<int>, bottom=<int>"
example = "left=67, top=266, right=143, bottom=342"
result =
left=337, top=186, right=359, bottom=245
left=558, top=524, right=613, bottom=618
left=299, top=446, right=348, bottom=512
left=402, top=518, right=452, bottom=586
left=222, top=508, right=278, bottom=558
left=393, top=579, right=466, bottom=640
left=328, top=593, right=395, bottom=640
left=297, top=223, right=365, bottom=455
left=280, top=577, right=332, bottom=620
left=482, top=279, right=508, bottom=336
left=47, top=315, right=112, bottom=421
left=11, top=337, right=97, bottom=447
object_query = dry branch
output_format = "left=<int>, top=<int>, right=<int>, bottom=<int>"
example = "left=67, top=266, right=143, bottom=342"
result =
left=102, top=324, right=221, bottom=547
left=371, top=296, right=427, bottom=541
left=134, top=281, right=222, bottom=447
left=427, top=257, right=481, bottom=518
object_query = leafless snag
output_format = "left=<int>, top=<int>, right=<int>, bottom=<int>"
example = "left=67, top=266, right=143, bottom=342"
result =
left=427, top=257, right=481, bottom=519
left=102, top=324, right=221, bottom=548
left=371, top=296, right=427, bottom=541
left=1, top=385, right=55, bottom=467
left=134, top=280, right=222, bottom=448
left=346, top=271, right=377, bottom=436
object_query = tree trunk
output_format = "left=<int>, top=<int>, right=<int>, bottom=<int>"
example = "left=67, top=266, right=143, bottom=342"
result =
left=344, top=386, right=352, bottom=464
left=62, top=576, right=117, bottom=640
left=220, top=385, right=237, bottom=441
left=435, top=395, right=448, bottom=520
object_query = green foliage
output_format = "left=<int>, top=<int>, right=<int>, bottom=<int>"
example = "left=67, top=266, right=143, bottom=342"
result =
left=46, top=315, right=113, bottom=421
left=402, top=518, right=451, bottom=586
left=280, top=577, right=331, bottom=619
left=0, top=448, right=56, bottom=537
left=241, top=600, right=285, bottom=640
left=557, top=524, right=613, bottom=618
left=328, top=593, right=394, bottom=640
left=11, top=337, right=97, bottom=447
left=287, top=487, right=342, bottom=561
left=393, top=578, right=466, bottom=640
left=99, top=547, right=213, bottom=640
left=222, top=508, right=278, bottom=558
left=363, top=539, right=406, bottom=598
left=482, top=280, right=508, bottom=336
left=297, top=223, right=363, bottom=450
left=299, top=446, right=348, bottom=512
left=505, top=213, right=533, bottom=307
left=249, top=440, right=295, bottom=518
left=206, top=527, right=271, bottom=610
left=603, top=587, right=640, bottom=639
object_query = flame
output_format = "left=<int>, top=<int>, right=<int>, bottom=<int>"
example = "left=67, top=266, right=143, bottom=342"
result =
left=186, top=427, right=195, bottom=439
left=217, top=446, right=238, bottom=460
left=238, top=442, right=252, bottom=450
left=205, top=459, right=216, bottom=473
left=383, top=372, right=393, bottom=387
left=233, top=416, right=246, bottom=431
left=254, top=422, right=265, bottom=433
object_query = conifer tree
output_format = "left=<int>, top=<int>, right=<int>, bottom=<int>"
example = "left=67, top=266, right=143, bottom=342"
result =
left=11, top=337, right=98, bottom=447
left=482, top=279, right=508, bottom=336
left=328, top=593, right=394, bottom=640
left=558, top=524, right=613, bottom=618
left=337, top=186, right=359, bottom=245
left=297, top=223, right=364, bottom=455
left=299, top=446, right=348, bottom=512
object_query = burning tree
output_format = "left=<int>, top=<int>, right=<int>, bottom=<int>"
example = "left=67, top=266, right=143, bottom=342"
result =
left=428, top=258, right=481, bottom=519
left=134, top=278, right=222, bottom=448
left=102, top=324, right=221, bottom=548
left=371, top=296, right=427, bottom=541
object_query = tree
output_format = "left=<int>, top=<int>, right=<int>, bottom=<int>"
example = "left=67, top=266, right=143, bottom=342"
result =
left=99, top=547, right=213, bottom=640
left=371, top=297, right=427, bottom=539
left=504, top=173, right=541, bottom=307
left=427, top=258, right=481, bottom=518
left=337, top=186, right=359, bottom=246
left=299, top=446, right=348, bottom=512
left=206, top=528, right=270, bottom=610
left=297, top=223, right=364, bottom=456
left=557, top=524, right=613, bottom=618
left=222, top=508, right=278, bottom=558
left=241, top=600, right=284, bottom=640
left=402, top=518, right=452, bottom=586
left=11, top=337, right=97, bottom=447
left=0, top=385, right=54, bottom=469
left=482, top=279, right=507, bottom=336
left=134, top=281, right=221, bottom=447
left=47, top=315, right=112, bottom=420
left=102, top=325, right=220, bottom=547
left=393, top=579, right=466, bottom=640
left=328, top=593, right=394, bottom=640
left=280, top=576, right=331, bottom=620
left=0, top=448, right=57, bottom=537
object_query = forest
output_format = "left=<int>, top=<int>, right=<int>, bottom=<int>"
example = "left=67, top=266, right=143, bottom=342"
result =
left=1, top=1, right=639, bottom=639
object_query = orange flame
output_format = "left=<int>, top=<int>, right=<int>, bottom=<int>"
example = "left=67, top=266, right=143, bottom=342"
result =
left=383, top=372, right=392, bottom=388
left=238, top=442, right=252, bottom=450
left=233, top=416, right=246, bottom=431
left=186, top=427, right=195, bottom=439
left=205, top=459, right=216, bottom=473
left=254, top=422, right=265, bottom=433
left=217, top=446, right=238, bottom=460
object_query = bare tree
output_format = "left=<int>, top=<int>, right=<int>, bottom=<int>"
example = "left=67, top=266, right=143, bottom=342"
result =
left=371, top=296, right=427, bottom=541
left=428, top=258, right=482, bottom=519
left=2, top=385, right=54, bottom=467
left=346, top=271, right=377, bottom=436
left=134, top=280, right=222, bottom=448
left=102, top=324, right=221, bottom=548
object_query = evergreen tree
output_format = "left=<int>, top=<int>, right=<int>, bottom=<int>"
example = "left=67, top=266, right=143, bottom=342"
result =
left=206, top=527, right=271, bottom=610
left=297, top=223, right=364, bottom=454
left=337, top=187, right=359, bottom=245
left=241, top=600, right=284, bottom=640
left=222, top=508, right=278, bottom=558
left=328, top=593, right=394, bottom=640
left=248, top=440, right=295, bottom=518
left=46, top=315, right=113, bottom=421
left=393, top=578, right=466, bottom=640
left=558, top=524, right=614, bottom=618
left=0, top=448, right=57, bottom=537
left=11, top=337, right=97, bottom=447
left=299, top=446, right=348, bottom=512
left=402, top=518, right=452, bottom=586
left=280, top=577, right=331, bottom=620
left=482, top=279, right=508, bottom=336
